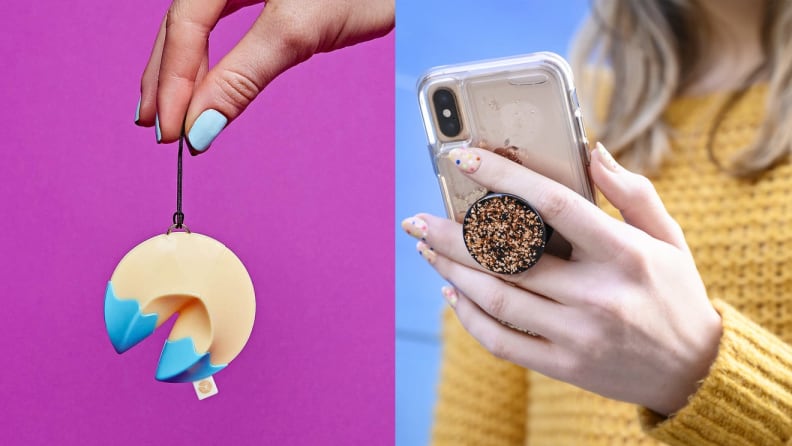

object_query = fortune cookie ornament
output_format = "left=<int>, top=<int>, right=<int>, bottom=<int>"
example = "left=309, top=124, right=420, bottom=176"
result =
left=107, top=135, right=255, bottom=397
left=105, top=231, right=255, bottom=383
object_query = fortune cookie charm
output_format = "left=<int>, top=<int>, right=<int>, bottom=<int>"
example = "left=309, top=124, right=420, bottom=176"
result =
left=105, top=232, right=255, bottom=383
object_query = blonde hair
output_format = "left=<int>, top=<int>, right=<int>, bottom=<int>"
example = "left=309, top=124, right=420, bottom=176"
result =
left=571, top=0, right=792, bottom=177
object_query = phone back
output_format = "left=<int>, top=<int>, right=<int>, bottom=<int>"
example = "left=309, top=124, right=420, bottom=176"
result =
left=417, top=52, right=594, bottom=257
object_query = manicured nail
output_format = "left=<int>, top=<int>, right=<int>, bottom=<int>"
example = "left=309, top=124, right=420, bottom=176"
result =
left=155, top=114, right=162, bottom=143
left=448, top=148, right=481, bottom=173
left=417, top=241, right=437, bottom=264
left=401, top=216, right=428, bottom=240
left=441, top=286, right=458, bottom=308
left=188, top=109, right=228, bottom=152
left=596, top=142, right=619, bottom=172
left=134, top=97, right=141, bottom=125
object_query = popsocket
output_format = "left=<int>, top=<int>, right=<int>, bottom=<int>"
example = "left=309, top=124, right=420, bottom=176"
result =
left=462, top=193, right=549, bottom=274
left=105, top=231, right=255, bottom=383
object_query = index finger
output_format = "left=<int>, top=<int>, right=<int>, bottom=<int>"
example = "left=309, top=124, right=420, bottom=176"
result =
left=450, top=147, right=624, bottom=257
left=156, top=0, right=227, bottom=143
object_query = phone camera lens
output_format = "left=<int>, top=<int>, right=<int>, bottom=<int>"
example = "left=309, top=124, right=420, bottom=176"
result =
left=435, top=90, right=452, bottom=106
left=433, top=88, right=462, bottom=137
left=442, top=120, right=459, bottom=135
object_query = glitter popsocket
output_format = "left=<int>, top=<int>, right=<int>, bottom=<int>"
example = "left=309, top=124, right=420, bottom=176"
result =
left=462, top=193, right=550, bottom=274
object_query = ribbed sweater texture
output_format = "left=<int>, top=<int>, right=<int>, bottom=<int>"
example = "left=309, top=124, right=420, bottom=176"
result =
left=431, top=85, right=792, bottom=445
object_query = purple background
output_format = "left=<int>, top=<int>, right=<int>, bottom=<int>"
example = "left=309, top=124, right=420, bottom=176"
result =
left=0, top=2, right=393, bottom=445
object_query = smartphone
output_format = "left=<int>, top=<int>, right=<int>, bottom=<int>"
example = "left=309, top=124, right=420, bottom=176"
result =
left=416, top=52, right=595, bottom=259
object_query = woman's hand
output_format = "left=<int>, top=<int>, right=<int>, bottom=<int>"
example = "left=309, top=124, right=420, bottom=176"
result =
left=402, top=144, right=723, bottom=416
left=135, top=0, right=394, bottom=153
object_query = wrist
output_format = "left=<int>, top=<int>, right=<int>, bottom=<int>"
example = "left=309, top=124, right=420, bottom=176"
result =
left=651, top=308, right=723, bottom=416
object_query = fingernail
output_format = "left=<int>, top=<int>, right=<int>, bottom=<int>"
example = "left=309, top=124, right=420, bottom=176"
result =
left=441, top=286, right=458, bottom=308
left=188, top=109, right=228, bottom=152
left=596, top=142, right=619, bottom=172
left=448, top=148, right=481, bottom=173
left=155, top=114, right=162, bottom=143
left=417, top=241, right=437, bottom=264
left=134, top=97, right=141, bottom=125
left=401, top=216, right=428, bottom=240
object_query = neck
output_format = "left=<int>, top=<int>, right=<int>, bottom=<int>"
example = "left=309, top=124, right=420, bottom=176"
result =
left=683, top=0, right=767, bottom=95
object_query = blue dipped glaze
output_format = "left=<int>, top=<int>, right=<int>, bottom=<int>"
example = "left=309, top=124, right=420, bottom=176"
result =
left=104, top=282, right=158, bottom=353
left=155, top=337, right=227, bottom=383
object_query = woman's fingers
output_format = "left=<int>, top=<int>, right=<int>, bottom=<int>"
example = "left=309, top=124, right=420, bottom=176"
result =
left=156, top=0, right=227, bottom=144
left=444, top=285, right=569, bottom=377
left=403, top=213, right=590, bottom=303
left=139, top=0, right=394, bottom=152
left=420, top=241, right=577, bottom=343
left=182, top=4, right=306, bottom=153
left=447, top=147, right=621, bottom=259
left=137, top=0, right=252, bottom=138
left=183, top=0, right=394, bottom=154
left=589, top=143, right=689, bottom=253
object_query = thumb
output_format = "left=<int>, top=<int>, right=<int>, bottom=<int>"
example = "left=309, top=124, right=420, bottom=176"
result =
left=590, top=142, right=690, bottom=253
left=184, top=5, right=318, bottom=154
left=184, top=0, right=394, bottom=154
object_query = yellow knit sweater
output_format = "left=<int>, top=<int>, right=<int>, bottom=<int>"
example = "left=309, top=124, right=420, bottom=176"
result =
left=431, top=84, right=792, bottom=446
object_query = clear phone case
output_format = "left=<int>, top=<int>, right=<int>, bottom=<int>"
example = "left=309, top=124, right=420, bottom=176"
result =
left=417, top=52, right=595, bottom=258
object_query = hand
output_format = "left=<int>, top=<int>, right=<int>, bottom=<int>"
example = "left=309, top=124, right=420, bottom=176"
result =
left=135, top=0, right=394, bottom=153
left=402, top=144, right=723, bottom=416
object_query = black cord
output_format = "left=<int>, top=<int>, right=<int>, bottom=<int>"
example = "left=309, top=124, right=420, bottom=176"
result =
left=172, top=133, right=185, bottom=228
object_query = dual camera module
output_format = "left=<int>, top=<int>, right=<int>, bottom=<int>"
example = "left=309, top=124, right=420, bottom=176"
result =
left=432, top=88, right=462, bottom=137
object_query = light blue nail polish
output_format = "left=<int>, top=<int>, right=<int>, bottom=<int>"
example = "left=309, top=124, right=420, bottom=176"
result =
left=188, top=109, right=227, bottom=151
left=134, top=97, right=141, bottom=124
left=155, top=114, right=161, bottom=143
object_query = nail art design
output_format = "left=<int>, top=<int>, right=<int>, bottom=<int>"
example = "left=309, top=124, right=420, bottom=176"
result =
left=596, top=142, right=619, bottom=172
left=155, top=114, right=162, bottom=143
left=441, top=286, right=458, bottom=308
left=134, top=97, right=141, bottom=125
left=448, top=148, right=481, bottom=173
left=188, top=109, right=228, bottom=152
left=417, top=241, right=437, bottom=264
left=401, top=216, right=428, bottom=240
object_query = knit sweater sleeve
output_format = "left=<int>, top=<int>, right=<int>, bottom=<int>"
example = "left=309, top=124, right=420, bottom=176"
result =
left=638, top=299, right=792, bottom=445
left=431, top=308, right=528, bottom=445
